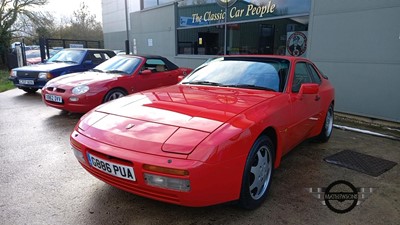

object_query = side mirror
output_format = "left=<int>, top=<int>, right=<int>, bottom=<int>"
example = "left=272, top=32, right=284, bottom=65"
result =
left=140, top=69, right=152, bottom=75
left=297, top=83, right=319, bottom=99
left=177, top=75, right=185, bottom=82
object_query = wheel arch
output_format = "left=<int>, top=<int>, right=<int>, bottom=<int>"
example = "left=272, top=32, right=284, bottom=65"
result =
left=102, top=87, right=129, bottom=103
left=259, top=126, right=281, bottom=168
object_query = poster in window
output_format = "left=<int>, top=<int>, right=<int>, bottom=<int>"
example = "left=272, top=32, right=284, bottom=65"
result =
left=286, top=31, right=307, bottom=57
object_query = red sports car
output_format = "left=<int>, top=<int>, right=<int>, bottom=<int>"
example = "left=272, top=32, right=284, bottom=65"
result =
left=70, top=55, right=335, bottom=209
left=42, top=55, right=192, bottom=113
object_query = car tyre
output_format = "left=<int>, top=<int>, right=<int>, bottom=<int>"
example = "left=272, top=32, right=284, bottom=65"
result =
left=21, top=88, right=38, bottom=93
left=315, top=103, right=334, bottom=142
left=103, top=89, right=127, bottom=102
left=238, top=135, right=275, bottom=209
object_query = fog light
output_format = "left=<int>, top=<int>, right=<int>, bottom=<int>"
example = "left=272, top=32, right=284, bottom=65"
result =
left=69, top=96, right=79, bottom=102
left=71, top=145, right=85, bottom=164
left=144, top=173, right=190, bottom=192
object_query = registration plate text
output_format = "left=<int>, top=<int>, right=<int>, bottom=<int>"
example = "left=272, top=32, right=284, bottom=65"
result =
left=19, top=79, right=34, bottom=85
left=45, top=94, right=62, bottom=103
left=88, top=153, right=136, bottom=181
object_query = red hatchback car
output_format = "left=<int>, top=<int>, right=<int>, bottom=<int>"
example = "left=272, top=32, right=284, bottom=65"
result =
left=70, top=55, right=334, bottom=209
left=42, top=55, right=192, bottom=113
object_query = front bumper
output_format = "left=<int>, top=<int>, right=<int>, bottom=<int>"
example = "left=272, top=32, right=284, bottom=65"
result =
left=41, top=88, right=101, bottom=113
left=70, top=129, right=242, bottom=207
left=9, top=77, right=48, bottom=89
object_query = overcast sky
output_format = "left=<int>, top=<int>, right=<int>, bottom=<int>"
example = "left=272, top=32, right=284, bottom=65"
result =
left=41, top=0, right=102, bottom=23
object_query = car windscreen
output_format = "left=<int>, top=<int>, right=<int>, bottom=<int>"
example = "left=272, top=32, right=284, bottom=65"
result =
left=25, top=50, right=41, bottom=59
left=93, top=56, right=142, bottom=75
left=47, top=50, right=86, bottom=64
left=182, top=58, right=289, bottom=92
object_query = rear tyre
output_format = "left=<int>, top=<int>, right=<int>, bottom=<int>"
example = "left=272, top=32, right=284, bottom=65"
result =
left=315, top=103, right=334, bottom=142
left=238, top=135, right=275, bottom=209
left=21, top=88, right=38, bottom=93
left=103, top=89, right=126, bottom=103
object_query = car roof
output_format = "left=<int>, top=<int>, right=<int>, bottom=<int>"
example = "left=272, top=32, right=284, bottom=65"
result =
left=118, top=54, right=179, bottom=70
left=60, top=48, right=115, bottom=52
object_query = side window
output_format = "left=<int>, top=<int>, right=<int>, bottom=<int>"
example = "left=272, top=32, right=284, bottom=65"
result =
left=143, top=59, right=168, bottom=72
left=93, top=53, right=103, bottom=62
left=308, top=64, right=322, bottom=84
left=103, top=53, right=111, bottom=60
left=87, top=52, right=103, bottom=64
left=292, top=62, right=313, bottom=93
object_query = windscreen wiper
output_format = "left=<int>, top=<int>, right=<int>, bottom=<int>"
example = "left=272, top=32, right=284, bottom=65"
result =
left=105, top=70, right=126, bottom=74
left=91, top=68, right=104, bottom=72
left=63, top=60, right=78, bottom=64
left=182, top=81, right=222, bottom=86
left=223, top=84, right=276, bottom=92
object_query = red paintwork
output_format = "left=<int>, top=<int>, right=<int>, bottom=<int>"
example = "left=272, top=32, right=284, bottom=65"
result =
left=26, top=57, right=42, bottom=65
left=41, top=55, right=192, bottom=113
left=70, top=56, right=335, bottom=207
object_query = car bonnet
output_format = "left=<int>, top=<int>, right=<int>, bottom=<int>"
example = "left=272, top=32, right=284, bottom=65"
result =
left=77, top=85, right=278, bottom=155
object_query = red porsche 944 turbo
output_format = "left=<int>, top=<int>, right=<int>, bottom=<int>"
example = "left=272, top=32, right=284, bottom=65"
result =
left=70, top=55, right=335, bottom=209
left=42, top=55, right=192, bottom=113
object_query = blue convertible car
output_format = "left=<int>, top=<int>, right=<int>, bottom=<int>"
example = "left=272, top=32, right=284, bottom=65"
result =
left=9, top=48, right=116, bottom=93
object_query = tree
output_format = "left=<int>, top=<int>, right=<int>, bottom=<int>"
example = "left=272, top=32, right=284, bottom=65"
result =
left=0, top=0, right=48, bottom=67
left=56, top=2, right=103, bottom=41
left=12, top=11, right=55, bottom=44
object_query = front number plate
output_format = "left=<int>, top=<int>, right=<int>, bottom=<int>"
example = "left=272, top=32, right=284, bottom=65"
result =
left=19, top=79, right=34, bottom=85
left=45, top=94, right=62, bottom=103
left=87, top=153, right=136, bottom=181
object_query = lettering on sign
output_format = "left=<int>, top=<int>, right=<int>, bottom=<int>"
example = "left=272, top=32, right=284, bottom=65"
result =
left=191, top=1, right=276, bottom=23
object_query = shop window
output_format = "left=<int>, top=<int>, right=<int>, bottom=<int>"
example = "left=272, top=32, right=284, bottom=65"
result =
left=178, top=17, right=308, bottom=56
left=177, top=26, right=224, bottom=55
left=143, top=0, right=175, bottom=9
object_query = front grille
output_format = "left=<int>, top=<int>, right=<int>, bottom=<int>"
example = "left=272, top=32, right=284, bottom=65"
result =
left=88, top=149, right=134, bottom=167
left=83, top=163, right=181, bottom=204
left=46, top=87, right=66, bottom=93
left=17, top=71, right=38, bottom=78
left=84, top=149, right=180, bottom=204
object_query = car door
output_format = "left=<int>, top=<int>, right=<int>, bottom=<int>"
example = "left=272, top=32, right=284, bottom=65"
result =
left=286, top=61, right=322, bottom=151
left=134, top=58, right=174, bottom=91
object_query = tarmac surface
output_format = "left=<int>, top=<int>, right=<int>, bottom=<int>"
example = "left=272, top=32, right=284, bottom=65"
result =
left=0, top=88, right=399, bottom=225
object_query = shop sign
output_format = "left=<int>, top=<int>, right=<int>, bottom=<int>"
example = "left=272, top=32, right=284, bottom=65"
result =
left=190, top=1, right=276, bottom=24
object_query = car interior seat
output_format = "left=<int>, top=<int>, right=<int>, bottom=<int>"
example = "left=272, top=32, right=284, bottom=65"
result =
left=155, top=65, right=165, bottom=72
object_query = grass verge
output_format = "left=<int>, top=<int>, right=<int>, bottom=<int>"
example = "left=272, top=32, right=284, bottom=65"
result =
left=0, top=69, right=14, bottom=92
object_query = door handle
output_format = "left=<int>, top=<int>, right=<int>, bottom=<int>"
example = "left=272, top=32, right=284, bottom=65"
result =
left=315, top=95, right=321, bottom=101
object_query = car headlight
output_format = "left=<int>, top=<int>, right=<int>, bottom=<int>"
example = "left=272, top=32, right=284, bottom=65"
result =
left=10, top=70, right=17, bottom=77
left=72, top=85, right=90, bottom=95
left=38, top=72, right=53, bottom=79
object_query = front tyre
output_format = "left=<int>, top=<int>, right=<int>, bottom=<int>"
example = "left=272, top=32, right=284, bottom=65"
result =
left=315, top=103, right=334, bottom=142
left=238, top=135, right=275, bottom=209
left=103, top=89, right=126, bottom=103
left=21, top=88, right=38, bottom=93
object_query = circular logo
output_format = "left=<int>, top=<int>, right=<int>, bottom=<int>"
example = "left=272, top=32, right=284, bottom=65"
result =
left=324, top=180, right=358, bottom=214
left=287, top=32, right=307, bottom=56
left=216, top=0, right=237, bottom=7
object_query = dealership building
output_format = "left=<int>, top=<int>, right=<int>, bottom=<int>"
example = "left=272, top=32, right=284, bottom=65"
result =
left=102, top=0, right=400, bottom=123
